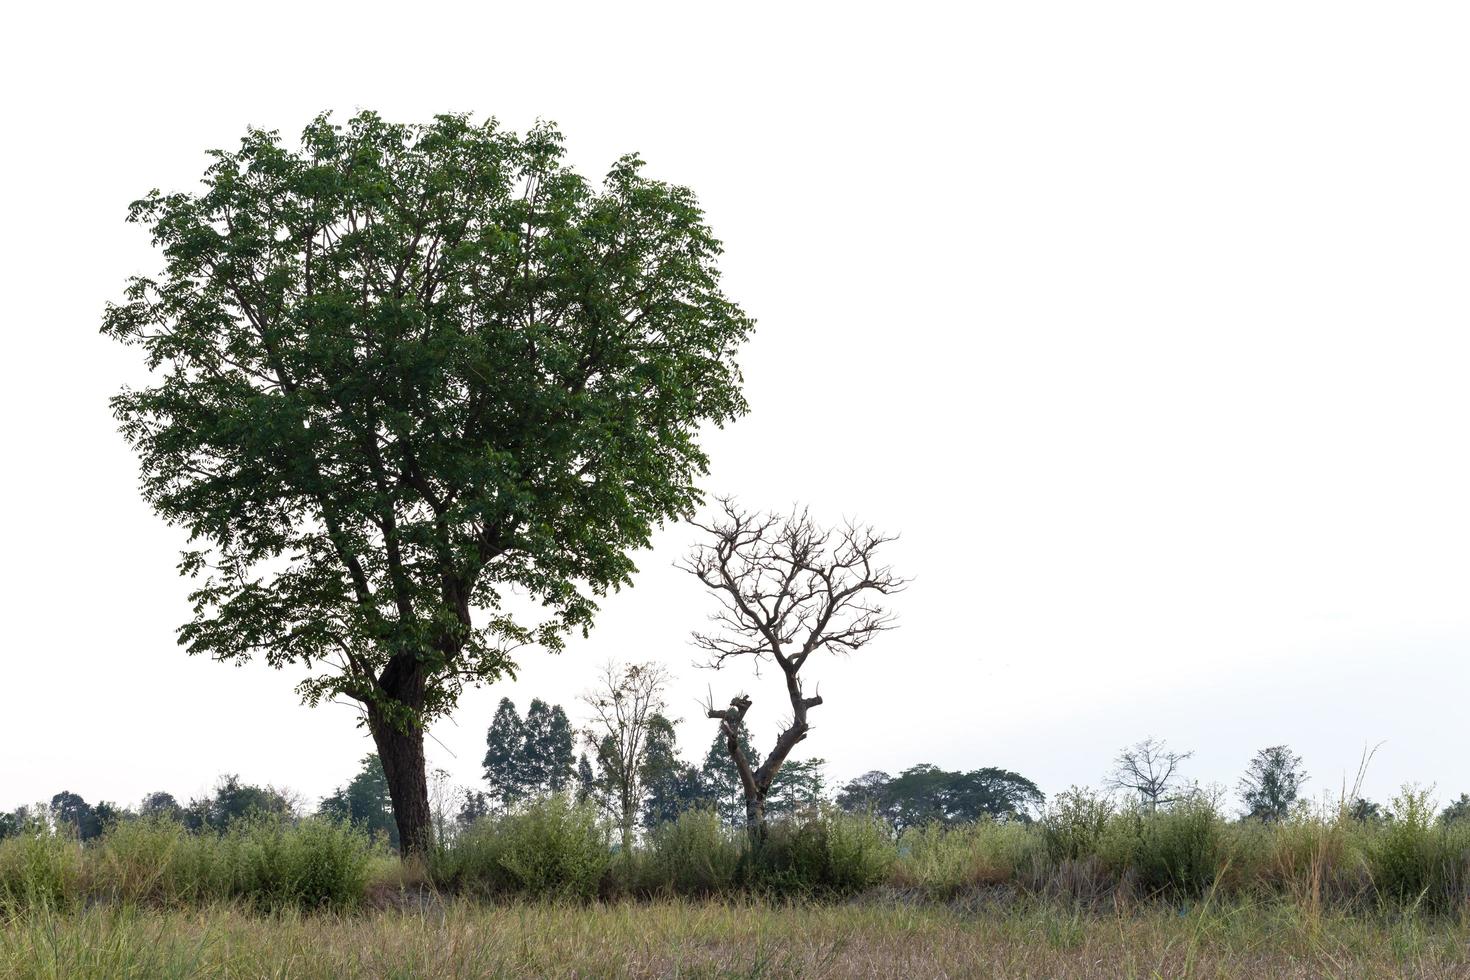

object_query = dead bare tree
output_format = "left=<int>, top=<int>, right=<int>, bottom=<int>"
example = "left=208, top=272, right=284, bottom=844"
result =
left=684, top=498, right=905, bottom=841
left=1106, top=737, right=1194, bottom=812
left=580, top=660, right=670, bottom=850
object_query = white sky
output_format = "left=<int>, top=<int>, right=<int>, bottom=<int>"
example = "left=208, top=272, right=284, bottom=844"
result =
left=2, top=1, right=1468, bottom=814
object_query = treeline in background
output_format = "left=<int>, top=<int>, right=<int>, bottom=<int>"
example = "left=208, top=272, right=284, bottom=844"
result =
left=5, top=678, right=1470, bottom=917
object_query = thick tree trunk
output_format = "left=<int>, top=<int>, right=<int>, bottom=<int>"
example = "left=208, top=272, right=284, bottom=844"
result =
left=745, top=792, right=767, bottom=844
left=709, top=666, right=825, bottom=846
left=370, top=710, right=433, bottom=856
left=367, top=652, right=438, bottom=857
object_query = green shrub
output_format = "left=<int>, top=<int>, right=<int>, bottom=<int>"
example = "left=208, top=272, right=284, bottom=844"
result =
left=1043, top=788, right=1113, bottom=864
left=895, top=820, right=1040, bottom=895
left=497, top=796, right=609, bottom=900
left=748, top=817, right=830, bottom=896
left=1368, top=787, right=1441, bottom=908
left=91, top=817, right=187, bottom=905
left=431, top=818, right=511, bottom=896
left=0, top=824, right=83, bottom=912
left=749, top=809, right=896, bottom=897
left=437, top=796, right=609, bottom=901
left=823, top=811, right=897, bottom=893
left=1131, top=796, right=1225, bottom=897
left=227, top=816, right=374, bottom=910
left=645, top=809, right=744, bottom=896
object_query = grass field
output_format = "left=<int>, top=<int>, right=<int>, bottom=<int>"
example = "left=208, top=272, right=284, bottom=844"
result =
left=8, top=791, right=1470, bottom=976
left=5, top=897, right=1470, bottom=979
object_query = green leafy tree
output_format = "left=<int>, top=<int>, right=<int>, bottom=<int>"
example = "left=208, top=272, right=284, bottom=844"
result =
left=835, top=765, right=1043, bottom=830
left=482, top=698, right=526, bottom=808
left=523, top=698, right=576, bottom=794
left=575, top=752, right=596, bottom=805
left=835, top=770, right=891, bottom=814
left=765, top=757, right=828, bottom=816
left=481, top=697, right=577, bottom=805
left=456, top=790, right=491, bottom=829
left=1348, top=797, right=1384, bottom=824
left=102, top=110, right=753, bottom=853
left=945, top=768, right=1044, bottom=823
left=1439, top=793, right=1470, bottom=825
left=1239, top=746, right=1308, bottom=822
left=139, top=791, right=184, bottom=822
left=183, top=775, right=293, bottom=833
left=319, top=754, right=399, bottom=848
left=639, top=714, right=714, bottom=829
left=49, top=792, right=102, bottom=841
left=92, top=802, right=131, bottom=833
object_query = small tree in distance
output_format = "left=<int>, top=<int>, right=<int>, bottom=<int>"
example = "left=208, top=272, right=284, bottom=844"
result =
left=582, top=660, right=671, bottom=849
left=1106, top=737, right=1194, bottom=812
left=686, top=499, right=904, bottom=841
left=1439, top=793, right=1470, bottom=826
left=1239, top=745, right=1308, bottom=821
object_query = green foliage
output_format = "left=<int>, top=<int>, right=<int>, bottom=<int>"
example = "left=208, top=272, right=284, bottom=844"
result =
left=0, top=824, right=83, bottom=912
left=1348, top=797, right=1384, bottom=824
left=576, top=753, right=596, bottom=805
left=522, top=700, right=577, bottom=795
left=1042, top=788, right=1115, bottom=863
left=89, top=817, right=191, bottom=905
left=837, top=764, right=1044, bottom=830
left=225, top=816, right=375, bottom=911
left=318, top=755, right=398, bottom=849
left=1239, top=746, right=1308, bottom=822
left=1125, top=795, right=1227, bottom=897
left=138, top=792, right=183, bottom=823
left=1367, top=787, right=1440, bottom=906
left=640, top=715, right=714, bottom=830
left=102, top=109, right=754, bottom=740
left=821, top=811, right=898, bottom=892
left=643, top=809, right=744, bottom=896
left=895, top=820, right=1044, bottom=894
left=748, top=810, right=897, bottom=897
left=49, top=792, right=102, bottom=842
left=482, top=698, right=525, bottom=807
left=182, top=775, right=294, bottom=834
left=435, top=795, right=609, bottom=901
left=7, top=785, right=1470, bottom=913
left=1439, top=793, right=1470, bottom=826
left=482, top=698, right=578, bottom=809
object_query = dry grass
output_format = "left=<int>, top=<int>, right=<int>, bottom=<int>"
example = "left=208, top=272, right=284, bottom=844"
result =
left=4, top=897, right=1470, bottom=979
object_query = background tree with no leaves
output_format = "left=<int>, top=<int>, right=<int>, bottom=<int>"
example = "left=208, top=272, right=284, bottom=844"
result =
left=581, top=660, right=671, bottom=849
left=686, top=499, right=903, bottom=840
left=102, top=110, right=753, bottom=853
left=1106, top=737, right=1194, bottom=813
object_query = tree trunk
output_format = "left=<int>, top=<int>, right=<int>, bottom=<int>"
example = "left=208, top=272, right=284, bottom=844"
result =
left=369, top=708, right=433, bottom=857
left=619, top=785, right=635, bottom=852
left=744, top=791, right=767, bottom=844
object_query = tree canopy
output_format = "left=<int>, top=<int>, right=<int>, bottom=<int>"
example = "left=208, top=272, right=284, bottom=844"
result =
left=1238, top=746, right=1308, bottom=822
left=835, top=764, right=1043, bottom=830
left=102, top=110, right=753, bottom=851
left=481, top=697, right=576, bottom=806
left=319, top=755, right=398, bottom=847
